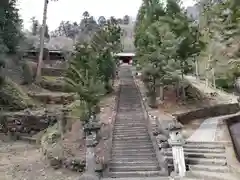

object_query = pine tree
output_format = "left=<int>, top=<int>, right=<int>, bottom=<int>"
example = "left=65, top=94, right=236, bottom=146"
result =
left=0, top=0, right=23, bottom=53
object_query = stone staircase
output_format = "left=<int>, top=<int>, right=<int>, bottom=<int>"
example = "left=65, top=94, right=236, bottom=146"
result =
left=163, top=141, right=238, bottom=180
left=107, top=65, right=165, bottom=178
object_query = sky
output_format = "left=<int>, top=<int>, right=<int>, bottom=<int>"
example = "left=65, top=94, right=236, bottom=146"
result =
left=17, top=0, right=196, bottom=31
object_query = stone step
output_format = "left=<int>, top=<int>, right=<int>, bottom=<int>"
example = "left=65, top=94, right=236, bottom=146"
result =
left=187, top=171, right=238, bottom=180
left=115, top=121, right=145, bottom=124
left=111, top=156, right=157, bottom=162
left=116, top=115, right=144, bottom=118
left=113, top=142, right=151, bottom=147
left=114, top=128, right=147, bottom=132
left=110, top=165, right=159, bottom=172
left=184, top=143, right=225, bottom=149
left=114, top=126, right=146, bottom=129
left=114, top=124, right=146, bottom=127
left=117, top=113, right=144, bottom=116
left=168, top=147, right=226, bottom=154
left=113, top=135, right=149, bottom=139
left=115, top=119, right=144, bottom=122
left=189, top=164, right=230, bottom=173
left=113, top=135, right=149, bottom=140
left=163, top=151, right=226, bottom=159
left=112, top=152, right=156, bottom=158
left=113, top=139, right=151, bottom=143
left=113, top=145, right=153, bottom=150
left=117, top=107, right=142, bottom=110
left=166, top=156, right=227, bottom=166
left=114, top=129, right=147, bottom=133
left=114, top=120, right=145, bottom=123
left=108, top=171, right=163, bottom=178
left=114, top=128, right=147, bottom=131
left=110, top=160, right=158, bottom=167
left=112, top=150, right=155, bottom=156
left=113, top=131, right=148, bottom=136
left=113, top=141, right=153, bottom=147
left=113, top=143, right=153, bottom=149
left=186, top=141, right=229, bottom=146
left=102, top=177, right=170, bottom=180
left=112, top=148, right=154, bottom=153
left=114, top=124, right=147, bottom=128
left=114, top=124, right=146, bottom=128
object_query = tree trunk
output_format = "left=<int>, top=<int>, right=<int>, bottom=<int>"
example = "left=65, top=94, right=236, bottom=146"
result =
left=205, top=54, right=211, bottom=87
left=181, top=72, right=186, bottom=100
left=148, top=78, right=158, bottom=108
left=159, top=85, right=164, bottom=102
left=35, top=0, right=48, bottom=82
left=212, top=67, right=216, bottom=88
left=195, top=59, right=199, bottom=79
left=176, top=80, right=180, bottom=99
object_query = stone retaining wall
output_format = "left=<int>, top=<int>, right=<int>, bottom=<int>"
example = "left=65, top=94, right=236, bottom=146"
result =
left=28, top=92, right=76, bottom=104
left=174, top=103, right=240, bottom=125
left=40, top=78, right=72, bottom=92
left=41, top=67, right=65, bottom=77
left=226, top=114, right=240, bottom=163
left=0, top=110, right=58, bottom=134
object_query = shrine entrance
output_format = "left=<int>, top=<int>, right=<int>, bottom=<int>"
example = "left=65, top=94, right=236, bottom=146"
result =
left=115, top=52, right=135, bottom=64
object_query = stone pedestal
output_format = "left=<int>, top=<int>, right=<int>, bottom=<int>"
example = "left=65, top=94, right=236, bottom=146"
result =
left=79, top=119, right=101, bottom=180
left=86, top=133, right=98, bottom=173
left=168, top=121, right=186, bottom=177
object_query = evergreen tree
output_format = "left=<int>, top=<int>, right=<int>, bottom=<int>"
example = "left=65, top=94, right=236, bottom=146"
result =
left=0, top=0, right=23, bottom=53
left=134, top=0, right=205, bottom=102
left=65, top=15, right=122, bottom=122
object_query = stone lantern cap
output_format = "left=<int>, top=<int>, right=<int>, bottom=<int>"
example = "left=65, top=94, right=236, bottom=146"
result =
left=168, top=121, right=183, bottom=132
left=84, top=122, right=101, bottom=133
left=61, top=107, right=71, bottom=112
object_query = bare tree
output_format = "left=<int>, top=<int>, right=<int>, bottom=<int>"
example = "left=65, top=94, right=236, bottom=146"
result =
left=35, top=0, right=58, bottom=82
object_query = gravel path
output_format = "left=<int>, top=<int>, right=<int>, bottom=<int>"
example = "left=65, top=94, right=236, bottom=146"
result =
left=187, top=114, right=238, bottom=142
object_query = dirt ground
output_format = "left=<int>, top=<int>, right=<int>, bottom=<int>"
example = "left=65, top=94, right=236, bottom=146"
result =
left=0, top=79, right=119, bottom=180
left=0, top=141, right=80, bottom=180
left=60, top=80, right=119, bottom=163
left=158, top=85, right=209, bottom=114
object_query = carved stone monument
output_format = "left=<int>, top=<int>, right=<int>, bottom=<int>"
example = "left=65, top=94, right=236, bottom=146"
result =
left=79, top=115, right=101, bottom=180
left=168, top=121, right=186, bottom=177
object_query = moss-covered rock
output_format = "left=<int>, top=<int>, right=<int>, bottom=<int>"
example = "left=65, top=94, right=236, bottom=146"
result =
left=28, top=91, right=76, bottom=104
left=40, top=76, right=73, bottom=92
left=0, top=77, right=36, bottom=111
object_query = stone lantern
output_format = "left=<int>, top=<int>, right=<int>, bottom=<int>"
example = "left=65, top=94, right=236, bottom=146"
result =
left=235, top=77, right=240, bottom=107
left=168, top=121, right=186, bottom=178
left=80, top=115, right=101, bottom=180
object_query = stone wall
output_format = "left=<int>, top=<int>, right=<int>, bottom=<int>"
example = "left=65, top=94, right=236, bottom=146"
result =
left=226, top=114, right=240, bottom=163
left=40, top=78, right=73, bottom=92
left=174, top=103, right=240, bottom=125
left=0, top=110, right=58, bottom=134
left=28, top=92, right=75, bottom=104
left=41, top=67, right=65, bottom=77
left=29, top=62, right=65, bottom=77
